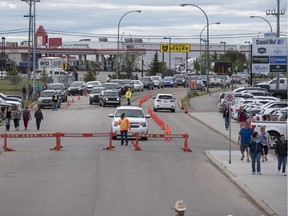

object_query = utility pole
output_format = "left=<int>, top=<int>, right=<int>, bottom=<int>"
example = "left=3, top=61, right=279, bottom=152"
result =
left=266, top=0, right=285, bottom=89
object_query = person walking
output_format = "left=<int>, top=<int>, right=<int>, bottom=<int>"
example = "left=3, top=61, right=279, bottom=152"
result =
left=28, top=84, right=33, bottom=100
left=223, top=106, right=230, bottom=130
left=21, top=85, right=27, bottom=101
left=12, top=106, right=21, bottom=131
left=22, top=106, right=31, bottom=130
left=43, top=82, right=47, bottom=91
left=248, top=131, right=263, bottom=175
left=4, top=106, right=12, bottom=131
left=238, top=122, right=253, bottom=162
left=118, top=113, right=131, bottom=146
left=275, top=135, right=287, bottom=176
left=34, top=107, right=43, bottom=130
left=238, top=106, right=246, bottom=128
left=125, top=88, right=132, bottom=105
left=259, top=126, right=272, bottom=162
left=52, top=91, right=59, bottom=111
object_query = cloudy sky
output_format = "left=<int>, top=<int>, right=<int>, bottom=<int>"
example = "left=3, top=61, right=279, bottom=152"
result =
left=0, top=0, right=287, bottom=45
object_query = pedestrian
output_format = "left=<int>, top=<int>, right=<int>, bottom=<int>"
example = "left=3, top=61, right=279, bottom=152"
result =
left=22, top=85, right=27, bottom=101
left=223, top=106, right=230, bottom=130
left=118, top=113, right=131, bottom=145
left=248, top=131, right=263, bottom=175
left=36, top=83, right=41, bottom=97
left=4, top=106, right=12, bottom=131
left=107, top=74, right=112, bottom=82
left=34, top=107, right=43, bottom=130
left=43, top=82, right=47, bottom=91
left=238, top=106, right=246, bottom=128
left=135, top=74, right=139, bottom=80
left=28, top=84, right=33, bottom=100
left=259, top=126, right=272, bottom=162
left=238, top=122, right=253, bottom=162
left=125, top=87, right=132, bottom=105
left=12, top=106, right=21, bottom=131
left=22, top=106, right=31, bottom=130
left=52, top=91, right=59, bottom=111
left=275, top=135, right=287, bottom=176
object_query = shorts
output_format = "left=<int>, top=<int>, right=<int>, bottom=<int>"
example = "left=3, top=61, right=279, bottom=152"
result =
left=261, top=146, right=269, bottom=155
left=240, top=144, right=249, bottom=153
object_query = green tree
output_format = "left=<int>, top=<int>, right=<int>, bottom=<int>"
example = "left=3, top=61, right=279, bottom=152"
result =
left=8, top=62, right=22, bottom=85
left=120, top=52, right=139, bottom=79
left=83, top=61, right=98, bottom=82
left=147, top=51, right=165, bottom=76
left=217, top=50, right=248, bottom=72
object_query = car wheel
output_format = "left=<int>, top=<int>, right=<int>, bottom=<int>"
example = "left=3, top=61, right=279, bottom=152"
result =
left=89, top=101, right=92, bottom=105
left=142, top=89, right=144, bottom=91
left=171, top=109, right=175, bottom=113
left=103, top=102, right=106, bottom=107
left=153, top=107, right=157, bottom=112
left=141, top=136, right=148, bottom=141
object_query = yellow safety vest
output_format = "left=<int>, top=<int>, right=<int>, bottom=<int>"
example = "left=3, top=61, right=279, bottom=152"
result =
left=125, top=91, right=131, bottom=99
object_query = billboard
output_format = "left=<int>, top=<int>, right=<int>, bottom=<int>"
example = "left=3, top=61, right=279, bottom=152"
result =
left=252, top=38, right=287, bottom=74
left=160, top=44, right=190, bottom=53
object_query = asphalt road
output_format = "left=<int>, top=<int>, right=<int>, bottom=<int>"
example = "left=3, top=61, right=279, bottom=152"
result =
left=0, top=87, right=266, bottom=216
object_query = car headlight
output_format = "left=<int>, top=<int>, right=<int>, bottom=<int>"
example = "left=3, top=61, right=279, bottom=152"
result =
left=113, top=121, right=118, bottom=126
left=68, top=88, right=71, bottom=91
left=38, top=99, right=42, bottom=102
left=117, top=98, right=120, bottom=101
left=140, top=122, right=147, bottom=127
left=105, top=97, right=108, bottom=101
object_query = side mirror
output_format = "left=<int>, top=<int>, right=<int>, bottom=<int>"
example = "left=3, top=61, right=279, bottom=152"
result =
left=145, top=114, right=151, bottom=118
left=108, top=114, right=114, bottom=118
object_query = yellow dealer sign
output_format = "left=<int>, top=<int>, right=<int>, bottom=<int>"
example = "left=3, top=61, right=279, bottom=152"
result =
left=160, top=44, right=190, bottom=53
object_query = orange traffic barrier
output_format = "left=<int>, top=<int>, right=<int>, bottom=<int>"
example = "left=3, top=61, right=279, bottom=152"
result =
left=131, top=133, right=142, bottom=151
left=180, top=133, right=192, bottom=152
left=67, top=100, right=70, bottom=106
left=165, top=125, right=172, bottom=141
left=72, top=98, right=74, bottom=103
left=185, top=107, right=188, bottom=113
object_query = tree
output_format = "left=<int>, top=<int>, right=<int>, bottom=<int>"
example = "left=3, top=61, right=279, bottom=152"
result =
left=216, top=50, right=248, bottom=73
left=147, top=51, right=165, bottom=76
left=120, top=52, right=139, bottom=79
left=8, top=62, right=22, bottom=85
left=83, top=61, right=98, bottom=82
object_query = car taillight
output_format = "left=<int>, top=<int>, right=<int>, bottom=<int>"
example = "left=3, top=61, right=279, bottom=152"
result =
left=156, top=99, right=161, bottom=102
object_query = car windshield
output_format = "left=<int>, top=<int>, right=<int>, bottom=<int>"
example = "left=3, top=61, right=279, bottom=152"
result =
left=86, top=81, right=100, bottom=86
left=47, top=85, right=64, bottom=90
left=164, top=77, right=173, bottom=81
left=90, top=88, right=103, bottom=94
left=151, top=77, right=159, bottom=80
left=132, top=80, right=140, bottom=84
left=140, top=78, right=150, bottom=82
left=158, top=95, right=173, bottom=100
left=71, top=82, right=82, bottom=87
left=104, top=91, right=118, bottom=96
left=115, top=109, right=144, bottom=118
left=174, top=75, right=185, bottom=79
left=40, top=92, right=54, bottom=97
left=102, top=83, right=117, bottom=89
left=122, top=80, right=132, bottom=84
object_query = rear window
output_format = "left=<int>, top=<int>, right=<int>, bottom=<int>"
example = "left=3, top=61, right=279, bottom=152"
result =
left=158, top=95, right=173, bottom=100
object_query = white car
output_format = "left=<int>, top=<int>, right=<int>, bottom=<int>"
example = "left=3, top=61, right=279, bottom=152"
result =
left=153, top=93, right=176, bottom=112
left=108, top=106, right=151, bottom=140
left=131, top=80, right=144, bottom=92
left=150, top=76, right=164, bottom=88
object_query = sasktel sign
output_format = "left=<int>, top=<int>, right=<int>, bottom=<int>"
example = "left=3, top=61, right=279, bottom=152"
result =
left=252, top=38, right=287, bottom=74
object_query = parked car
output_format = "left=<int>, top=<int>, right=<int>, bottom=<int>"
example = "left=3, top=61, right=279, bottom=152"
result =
left=37, top=90, right=61, bottom=109
left=68, top=81, right=86, bottom=96
left=84, top=81, right=102, bottom=93
left=108, top=105, right=151, bottom=140
left=153, top=94, right=176, bottom=112
left=0, top=71, right=8, bottom=79
left=139, top=77, right=154, bottom=90
left=163, top=76, right=177, bottom=88
left=89, top=87, right=105, bottom=105
left=174, top=74, right=187, bottom=87
left=102, top=82, right=122, bottom=97
left=99, top=89, right=121, bottom=107
left=47, top=83, right=68, bottom=102
left=132, top=80, right=144, bottom=92
left=122, top=79, right=135, bottom=93
left=150, top=76, right=164, bottom=89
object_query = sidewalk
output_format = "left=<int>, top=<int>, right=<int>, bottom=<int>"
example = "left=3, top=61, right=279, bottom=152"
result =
left=188, top=112, right=287, bottom=216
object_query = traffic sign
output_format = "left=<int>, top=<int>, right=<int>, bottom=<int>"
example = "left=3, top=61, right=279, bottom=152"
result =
left=225, top=92, right=235, bottom=103
left=160, top=44, right=190, bottom=53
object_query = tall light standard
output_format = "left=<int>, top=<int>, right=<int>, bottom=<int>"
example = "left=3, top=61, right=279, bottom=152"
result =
left=180, top=3, right=210, bottom=92
left=250, top=16, right=273, bottom=33
left=1, top=37, right=6, bottom=72
left=220, top=41, right=226, bottom=53
left=199, top=22, right=220, bottom=74
left=116, top=10, right=141, bottom=79
left=163, top=37, right=171, bottom=71
left=245, top=41, right=252, bottom=86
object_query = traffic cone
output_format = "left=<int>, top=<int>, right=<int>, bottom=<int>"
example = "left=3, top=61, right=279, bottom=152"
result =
left=166, top=125, right=172, bottom=141
left=185, top=107, right=188, bottom=113
left=67, top=100, right=70, bottom=106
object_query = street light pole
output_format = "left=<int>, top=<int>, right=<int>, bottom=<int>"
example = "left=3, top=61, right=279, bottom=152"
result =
left=163, top=37, right=171, bottom=71
left=116, top=10, right=141, bottom=79
left=181, top=3, right=210, bottom=92
left=199, top=22, right=220, bottom=74
left=220, top=41, right=226, bottom=53
left=245, top=41, right=252, bottom=86
left=250, top=16, right=273, bottom=33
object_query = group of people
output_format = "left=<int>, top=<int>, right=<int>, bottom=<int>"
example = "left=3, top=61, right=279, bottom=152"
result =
left=21, top=84, right=41, bottom=101
left=1, top=106, right=44, bottom=131
left=238, top=123, right=287, bottom=176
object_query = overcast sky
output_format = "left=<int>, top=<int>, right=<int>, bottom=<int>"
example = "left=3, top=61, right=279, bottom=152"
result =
left=0, top=0, right=287, bottom=45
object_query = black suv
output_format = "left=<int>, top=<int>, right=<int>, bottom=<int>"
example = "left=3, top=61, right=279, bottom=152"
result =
left=47, top=83, right=68, bottom=102
left=68, top=81, right=86, bottom=96
left=99, top=89, right=121, bottom=107
left=89, top=87, right=105, bottom=105
left=139, top=77, right=154, bottom=90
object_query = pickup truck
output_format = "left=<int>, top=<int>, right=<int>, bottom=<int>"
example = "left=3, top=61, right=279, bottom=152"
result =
left=255, top=78, right=287, bottom=99
left=251, top=121, right=288, bottom=148
left=209, top=75, right=230, bottom=88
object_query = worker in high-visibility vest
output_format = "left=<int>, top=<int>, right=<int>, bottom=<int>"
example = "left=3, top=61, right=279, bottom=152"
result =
left=125, top=88, right=132, bottom=105
left=118, top=113, right=131, bottom=145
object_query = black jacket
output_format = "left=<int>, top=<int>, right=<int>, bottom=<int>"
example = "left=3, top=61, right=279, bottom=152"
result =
left=275, top=140, right=287, bottom=157
left=34, top=110, right=43, bottom=120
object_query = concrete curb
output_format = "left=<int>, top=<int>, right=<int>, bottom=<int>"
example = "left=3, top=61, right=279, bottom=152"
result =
left=205, top=150, right=278, bottom=216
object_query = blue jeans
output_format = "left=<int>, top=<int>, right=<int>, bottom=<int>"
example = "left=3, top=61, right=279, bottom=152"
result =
left=278, top=156, right=287, bottom=173
left=53, top=102, right=58, bottom=111
left=250, top=152, right=261, bottom=173
left=120, top=130, right=128, bottom=145
left=224, top=117, right=229, bottom=129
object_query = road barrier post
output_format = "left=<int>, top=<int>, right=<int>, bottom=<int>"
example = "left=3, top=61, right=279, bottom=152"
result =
left=2, top=133, right=15, bottom=151
left=180, top=133, right=192, bottom=152
left=103, top=132, right=116, bottom=150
